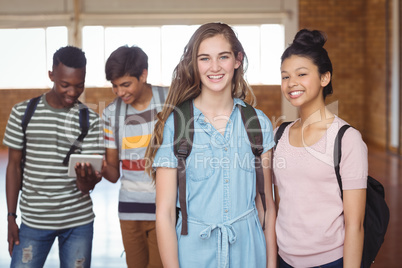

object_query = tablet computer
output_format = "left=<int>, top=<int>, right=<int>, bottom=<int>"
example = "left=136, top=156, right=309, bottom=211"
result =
left=67, top=154, right=103, bottom=177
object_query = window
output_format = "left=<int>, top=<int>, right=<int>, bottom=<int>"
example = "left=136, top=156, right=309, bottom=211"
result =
left=0, top=24, right=284, bottom=88
left=0, top=27, right=68, bottom=89
left=83, top=24, right=284, bottom=87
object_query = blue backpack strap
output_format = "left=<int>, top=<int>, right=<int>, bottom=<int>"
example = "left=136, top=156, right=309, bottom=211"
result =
left=238, top=103, right=266, bottom=230
left=173, top=99, right=194, bottom=235
left=62, top=104, right=90, bottom=166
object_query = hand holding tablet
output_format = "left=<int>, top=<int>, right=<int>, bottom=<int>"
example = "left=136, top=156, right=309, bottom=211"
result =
left=67, top=154, right=103, bottom=177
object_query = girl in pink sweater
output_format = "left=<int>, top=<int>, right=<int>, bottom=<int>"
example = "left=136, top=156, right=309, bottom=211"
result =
left=273, top=29, right=367, bottom=268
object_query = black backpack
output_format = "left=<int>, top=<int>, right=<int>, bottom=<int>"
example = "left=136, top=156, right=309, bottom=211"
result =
left=173, top=99, right=266, bottom=235
left=275, top=122, right=390, bottom=268
left=21, top=95, right=90, bottom=185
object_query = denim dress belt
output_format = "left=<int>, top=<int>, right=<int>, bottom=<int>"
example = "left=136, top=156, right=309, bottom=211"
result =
left=186, top=208, right=256, bottom=268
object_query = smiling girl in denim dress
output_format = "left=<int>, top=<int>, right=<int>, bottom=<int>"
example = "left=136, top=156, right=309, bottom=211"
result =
left=145, top=22, right=277, bottom=268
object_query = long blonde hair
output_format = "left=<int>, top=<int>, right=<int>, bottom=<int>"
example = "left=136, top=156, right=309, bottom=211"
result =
left=145, top=22, right=256, bottom=181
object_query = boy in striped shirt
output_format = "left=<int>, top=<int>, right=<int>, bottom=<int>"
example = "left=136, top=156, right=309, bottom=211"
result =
left=4, top=46, right=104, bottom=267
left=102, top=45, right=167, bottom=268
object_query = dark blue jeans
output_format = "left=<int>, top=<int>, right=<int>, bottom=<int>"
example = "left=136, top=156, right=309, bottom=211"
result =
left=10, top=222, right=93, bottom=268
left=279, top=256, right=343, bottom=268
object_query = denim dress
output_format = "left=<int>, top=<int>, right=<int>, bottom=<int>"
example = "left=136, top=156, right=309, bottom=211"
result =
left=153, top=99, right=275, bottom=268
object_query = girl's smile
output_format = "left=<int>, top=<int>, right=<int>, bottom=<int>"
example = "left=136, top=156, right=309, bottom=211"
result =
left=197, top=34, right=241, bottom=94
left=288, top=90, right=305, bottom=98
left=281, top=55, right=329, bottom=109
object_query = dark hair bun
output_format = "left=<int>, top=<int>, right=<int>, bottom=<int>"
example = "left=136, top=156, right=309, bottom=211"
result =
left=293, top=29, right=327, bottom=48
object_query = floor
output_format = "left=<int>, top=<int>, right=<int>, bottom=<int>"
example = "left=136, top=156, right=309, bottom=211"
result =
left=0, top=145, right=401, bottom=267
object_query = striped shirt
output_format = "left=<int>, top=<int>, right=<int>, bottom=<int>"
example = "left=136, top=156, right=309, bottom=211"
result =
left=103, top=86, right=167, bottom=221
left=3, top=94, right=104, bottom=230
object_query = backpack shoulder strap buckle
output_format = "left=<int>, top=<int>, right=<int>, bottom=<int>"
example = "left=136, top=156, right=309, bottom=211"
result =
left=176, top=139, right=190, bottom=158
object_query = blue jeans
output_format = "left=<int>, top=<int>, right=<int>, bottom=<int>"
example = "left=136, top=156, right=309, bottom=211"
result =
left=10, top=222, right=93, bottom=268
left=279, top=256, right=343, bottom=268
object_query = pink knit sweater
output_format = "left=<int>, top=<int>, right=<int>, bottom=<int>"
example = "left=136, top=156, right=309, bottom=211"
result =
left=273, top=117, right=367, bottom=267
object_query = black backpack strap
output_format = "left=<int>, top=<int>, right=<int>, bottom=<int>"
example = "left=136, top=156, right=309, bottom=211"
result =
left=333, top=124, right=352, bottom=200
left=274, top=121, right=293, bottom=149
left=173, top=99, right=194, bottom=235
left=22, top=96, right=41, bottom=133
left=20, top=96, right=42, bottom=188
left=62, top=105, right=90, bottom=165
left=238, top=103, right=267, bottom=230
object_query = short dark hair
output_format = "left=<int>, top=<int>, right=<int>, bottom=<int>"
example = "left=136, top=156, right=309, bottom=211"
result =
left=53, top=46, right=87, bottom=68
left=281, top=29, right=333, bottom=100
left=105, top=45, right=148, bottom=81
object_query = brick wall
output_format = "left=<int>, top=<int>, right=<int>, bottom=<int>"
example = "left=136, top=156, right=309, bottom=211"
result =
left=252, top=85, right=283, bottom=129
left=364, top=0, right=388, bottom=147
left=299, top=0, right=389, bottom=148
left=299, top=0, right=366, bottom=131
left=83, top=87, right=116, bottom=116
